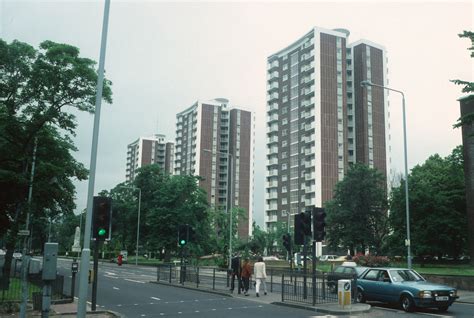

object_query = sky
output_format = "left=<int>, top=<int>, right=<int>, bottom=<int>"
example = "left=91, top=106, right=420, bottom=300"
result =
left=1, top=0, right=472, bottom=227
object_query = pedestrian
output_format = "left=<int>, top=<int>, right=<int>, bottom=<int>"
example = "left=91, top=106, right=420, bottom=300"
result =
left=229, top=253, right=241, bottom=293
left=241, top=258, right=252, bottom=296
left=253, top=256, right=267, bottom=297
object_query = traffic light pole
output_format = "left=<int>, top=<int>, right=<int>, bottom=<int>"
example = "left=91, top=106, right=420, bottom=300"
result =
left=91, top=239, right=100, bottom=311
left=303, top=238, right=307, bottom=300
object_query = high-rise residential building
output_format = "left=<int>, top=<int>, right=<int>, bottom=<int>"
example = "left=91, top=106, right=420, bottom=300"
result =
left=265, top=27, right=389, bottom=231
left=174, top=98, right=254, bottom=238
left=126, top=134, right=175, bottom=182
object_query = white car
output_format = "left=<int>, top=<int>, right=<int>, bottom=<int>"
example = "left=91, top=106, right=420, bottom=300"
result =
left=263, top=256, right=279, bottom=261
left=13, top=252, right=22, bottom=260
left=319, top=255, right=338, bottom=261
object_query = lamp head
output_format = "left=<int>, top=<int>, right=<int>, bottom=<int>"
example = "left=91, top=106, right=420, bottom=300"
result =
left=360, top=80, right=373, bottom=87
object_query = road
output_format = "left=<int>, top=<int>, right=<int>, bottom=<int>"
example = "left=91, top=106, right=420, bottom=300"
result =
left=54, top=258, right=474, bottom=318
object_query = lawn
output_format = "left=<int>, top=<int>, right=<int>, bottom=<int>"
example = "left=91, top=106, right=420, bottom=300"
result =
left=0, top=277, right=42, bottom=301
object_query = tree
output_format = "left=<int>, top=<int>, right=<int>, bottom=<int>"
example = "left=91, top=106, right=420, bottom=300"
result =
left=452, top=30, right=474, bottom=265
left=387, top=147, right=467, bottom=259
left=0, top=39, right=112, bottom=277
left=325, top=163, right=389, bottom=255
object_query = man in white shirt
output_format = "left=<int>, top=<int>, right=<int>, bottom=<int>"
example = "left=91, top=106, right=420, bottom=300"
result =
left=253, top=256, right=267, bottom=297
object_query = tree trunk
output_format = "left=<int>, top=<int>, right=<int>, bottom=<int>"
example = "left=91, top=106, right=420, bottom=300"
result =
left=459, top=97, right=474, bottom=266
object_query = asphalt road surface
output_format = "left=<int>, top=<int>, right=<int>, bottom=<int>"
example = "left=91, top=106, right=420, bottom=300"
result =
left=54, top=258, right=474, bottom=318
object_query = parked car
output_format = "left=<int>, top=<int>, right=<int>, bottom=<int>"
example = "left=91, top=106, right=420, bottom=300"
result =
left=13, top=252, right=22, bottom=260
left=356, top=267, right=458, bottom=312
left=263, top=256, right=279, bottom=261
left=319, top=255, right=338, bottom=261
left=327, top=265, right=368, bottom=293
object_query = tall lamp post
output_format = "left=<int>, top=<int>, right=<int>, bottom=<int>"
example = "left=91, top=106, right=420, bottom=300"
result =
left=203, top=149, right=234, bottom=270
left=361, top=80, right=412, bottom=269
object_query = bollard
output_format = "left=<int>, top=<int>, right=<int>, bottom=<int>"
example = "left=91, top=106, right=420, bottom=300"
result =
left=157, top=266, right=160, bottom=282
left=169, top=265, right=172, bottom=284
left=270, top=268, right=273, bottom=292
left=196, top=267, right=199, bottom=288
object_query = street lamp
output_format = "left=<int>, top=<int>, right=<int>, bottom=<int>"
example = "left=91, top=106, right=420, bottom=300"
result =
left=360, top=80, right=412, bottom=269
left=120, top=185, right=142, bottom=266
left=203, top=149, right=234, bottom=270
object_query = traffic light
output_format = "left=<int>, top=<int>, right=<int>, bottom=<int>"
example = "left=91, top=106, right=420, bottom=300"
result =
left=92, top=196, right=112, bottom=241
left=313, top=207, right=326, bottom=242
left=178, top=224, right=190, bottom=246
left=294, top=213, right=304, bottom=245
left=282, top=233, right=292, bottom=252
left=302, top=210, right=312, bottom=236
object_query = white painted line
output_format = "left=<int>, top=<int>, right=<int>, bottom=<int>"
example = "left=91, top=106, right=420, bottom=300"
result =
left=125, top=278, right=145, bottom=284
left=141, top=315, right=146, bottom=317
left=228, top=308, right=232, bottom=310
left=105, top=272, right=117, bottom=275
left=149, top=302, right=154, bottom=305
left=212, top=309, right=216, bottom=311
left=104, top=275, right=119, bottom=279
left=134, top=303, right=139, bottom=306
left=117, top=304, right=122, bottom=307
left=151, top=297, right=161, bottom=301
left=178, top=312, right=182, bottom=314
left=160, top=314, right=164, bottom=316
left=195, top=310, right=199, bottom=313
left=113, top=287, right=119, bottom=290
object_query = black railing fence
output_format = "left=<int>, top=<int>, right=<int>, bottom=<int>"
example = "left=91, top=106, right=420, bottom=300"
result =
left=0, top=273, right=67, bottom=303
left=156, top=264, right=358, bottom=305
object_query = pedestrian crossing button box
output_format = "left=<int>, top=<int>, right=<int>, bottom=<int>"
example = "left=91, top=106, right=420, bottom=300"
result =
left=42, top=243, right=58, bottom=281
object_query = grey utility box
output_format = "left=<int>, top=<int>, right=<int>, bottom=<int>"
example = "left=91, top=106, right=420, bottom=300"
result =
left=42, top=243, right=58, bottom=280
left=29, top=258, right=41, bottom=274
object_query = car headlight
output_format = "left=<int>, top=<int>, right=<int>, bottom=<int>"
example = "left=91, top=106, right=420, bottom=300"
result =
left=449, top=290, right=457, bottom=297
left=419, top=291, right=432, bottom=298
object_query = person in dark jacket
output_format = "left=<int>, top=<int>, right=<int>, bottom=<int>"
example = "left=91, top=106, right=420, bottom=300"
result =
left=240, top=258, right=252, bottom=295
left=230, top=253, right=241, bottom=293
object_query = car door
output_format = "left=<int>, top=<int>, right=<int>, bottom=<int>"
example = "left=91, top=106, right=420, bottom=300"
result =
left=368, top=270, right=394, bottom=303
left=360, top=269, right=381, bottom=300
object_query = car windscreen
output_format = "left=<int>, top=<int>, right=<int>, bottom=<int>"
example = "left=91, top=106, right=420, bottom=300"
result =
left=389, top=269, right=424, bottom=282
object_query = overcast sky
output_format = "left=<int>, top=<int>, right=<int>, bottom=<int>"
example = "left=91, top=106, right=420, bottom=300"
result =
left=1, top=0, right=472, bottom=226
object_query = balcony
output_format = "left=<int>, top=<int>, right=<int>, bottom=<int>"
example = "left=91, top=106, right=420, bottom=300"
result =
left=305, top=159, right=316, bottom=168
left=266, top=180, right=278, bottom=188
left=267, top=192, right=278, bottom=199
left=267, top=169, right=278, bottom=177
left=267, top=147, right=278, bottom=155
left=266, top=157, right=278, bottom=166
left=268, top=71, right=279, bottom=82
left=267, top=81, right=279, bottom=92
left=267, top=103, right=278, bottom=113
left=267, top=92, right=279, bottom=102
left=266, top=124, right=279, bottom=134
left=305, top=172, right=315, bottom=181
left=267, top=59, right=279, bottom=71
left=267, top=215, right=278, bottom=222
left=267, top=135, right=278, bottom=144
left=267, top=113, right=279, bottom=123
left=265, top=202, right=278, bottom=211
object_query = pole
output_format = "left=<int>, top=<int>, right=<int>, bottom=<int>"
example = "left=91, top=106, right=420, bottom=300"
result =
left=77, top=1, right=110, bottom=316
left=136, top=188, right=141, bottom=266
left=20, top=137, right=37, bottom=318
left=361, top=81, right=411, bottom=269
left=91, top=239, right=99, bottom=311
left=228, top=154, right=233, bottom=271
left=401, top=95, right=412, bottom=269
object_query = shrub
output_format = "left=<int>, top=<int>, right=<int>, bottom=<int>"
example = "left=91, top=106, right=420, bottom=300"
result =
left=353, top=254, right=390, bottom=267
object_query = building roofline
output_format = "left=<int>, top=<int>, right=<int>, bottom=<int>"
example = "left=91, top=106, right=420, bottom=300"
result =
left=268, top=26, right=349, bottom=60
left=457, top=94, right=474, bottom=102
left=349, top=39, right=386, bottom=52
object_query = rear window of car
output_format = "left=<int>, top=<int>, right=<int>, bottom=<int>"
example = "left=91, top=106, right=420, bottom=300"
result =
left=363, top=269, right=380, bottom=281
left=334, top=266, right=345, bottom=273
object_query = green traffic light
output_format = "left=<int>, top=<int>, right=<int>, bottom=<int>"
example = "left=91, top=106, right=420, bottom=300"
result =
left=98, top=228, right=106, bottom=236
left=180, top=239, right=186, bottom=245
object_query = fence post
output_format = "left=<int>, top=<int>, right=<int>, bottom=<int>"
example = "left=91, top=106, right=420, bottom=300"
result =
left=196, top=267, right=199, bottom=288
left=270, top=268, right=273, bottom=293
left=157, top=266, right=160, bottom=282
left=169, top=265, right=172, bottom=284
left=281, top=274, right=284, bottom=302
left=212, top=268, right=216, bottom=290
left=312, top=272, right=316, bottom=306
left=322, top=271, right=326, bottom=299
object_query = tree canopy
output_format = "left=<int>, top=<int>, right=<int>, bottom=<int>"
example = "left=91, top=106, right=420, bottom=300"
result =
left=387, top=147, right=467, bottom=259
left=0, top=38, right=112, bottom=275
left=325, top=163, right=389, bottom=255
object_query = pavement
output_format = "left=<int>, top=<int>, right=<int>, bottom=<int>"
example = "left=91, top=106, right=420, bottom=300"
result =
left=23, top=283, right=474, bottom=317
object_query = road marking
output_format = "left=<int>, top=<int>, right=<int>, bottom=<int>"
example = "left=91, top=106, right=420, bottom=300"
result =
left=160, top=314, right=164, bottom=316
left=195, top=310, right=199, bottom=313
left=140, top=315, right=146, bottom=317
left=149, top=302, right=154, bottom=305
left=113, top=287, right=119, bottom=290
left=125, top=278, right=145, bottom=283
left=212, top=309, right=216, bottom=311
left=104, top=275, right=119, bottom=279
left=151, top=297, right=161, bottom=301
left=178, top=312, right=182, bottom=314
left=117, top=304, right=122, bottom=307
left=134, top=303, right=139, bottom=306
left=228, top=308, right=232, bottom=310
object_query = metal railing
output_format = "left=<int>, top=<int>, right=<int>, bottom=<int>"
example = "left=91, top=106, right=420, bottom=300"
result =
left=0, top=273, right=66, bottom=303
left=156, top=264, right=357, bottom=305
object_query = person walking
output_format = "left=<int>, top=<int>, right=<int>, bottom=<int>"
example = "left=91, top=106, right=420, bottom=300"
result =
left=241, top=258, right=252, bottom=296
left=229, top=253, right=241, bottom=293
left=253, top=256, right=267, bottom=297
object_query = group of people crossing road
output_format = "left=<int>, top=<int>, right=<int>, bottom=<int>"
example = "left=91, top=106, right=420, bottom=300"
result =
left=229, top=254, right=268, bottom=297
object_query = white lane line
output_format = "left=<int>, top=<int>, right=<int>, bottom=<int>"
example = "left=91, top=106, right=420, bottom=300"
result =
left=104, top=275, right=119, bottom=279
left=134, top=303, right=139, bottom=306
left=113, top=287, right=119, bottom=290
left=125, top=278, right=145, bottom=284
left=212, top=309, right=216, bottom=311
left=105, top=271, right=117, bottom=275
left=151, top=297, right=161, bottom=301
left=140, top=315, right=146, bottom=317
left=117, top=304, right=122, bottom=307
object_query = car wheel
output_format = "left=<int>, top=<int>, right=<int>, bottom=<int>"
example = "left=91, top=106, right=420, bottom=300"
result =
left=437, top=306, right=449, bottom=312
left=400, top=295, right=415, bottom=312
left=356, top=288, right=365, bottom=303
left=328, top=282, right=336, bottom=293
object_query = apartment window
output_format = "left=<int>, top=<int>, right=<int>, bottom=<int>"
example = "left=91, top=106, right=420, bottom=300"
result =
left=281, top=151, right=287, bottom=159
left=282, top=118, right=288, bottom=125
left=282, top=186, right=287, bottom=193
left=282, top=140, right=287, bottom=147
left=282, top=96, right=288, bottom=103
left=282, top=175, right=287, bottom=182
left=282, top=107, right=288, bottom=114
left=282, top=198, right=287, bottom=205
left=283, top=64, right=288, bottom=71
left=282, top=163, right=287, bottom=170
left=283, top=74, right=288, bottom=81
left=282, top=129, right=288, bottom=136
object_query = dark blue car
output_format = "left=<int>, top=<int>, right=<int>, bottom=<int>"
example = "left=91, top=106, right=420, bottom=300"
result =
left=356, top=267, right=458, bottom=312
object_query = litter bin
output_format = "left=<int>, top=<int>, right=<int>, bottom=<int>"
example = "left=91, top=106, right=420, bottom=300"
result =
left=33, top=292, right=42, bottom=311
left=338, top=279, right=352, bottom=309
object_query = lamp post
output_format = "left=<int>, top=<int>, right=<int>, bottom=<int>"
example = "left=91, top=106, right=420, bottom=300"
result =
left=360, top=80, right=412, bottom=269
left=120, top=185, right=141, bottom=266
left=203, top=149, right=234, bottom=270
